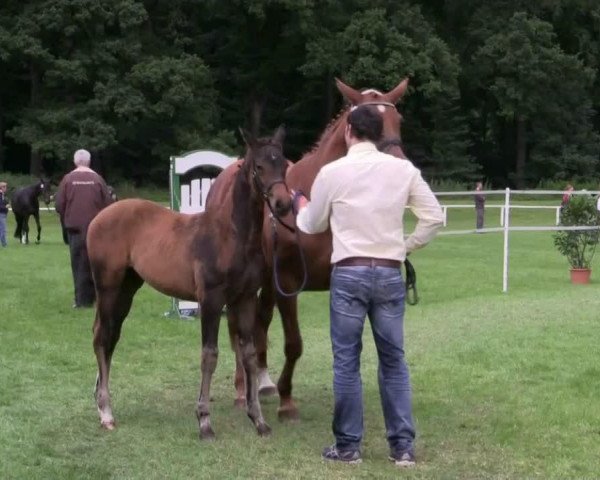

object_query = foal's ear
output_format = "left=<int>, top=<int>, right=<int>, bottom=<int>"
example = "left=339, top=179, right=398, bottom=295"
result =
left=238, top=127, right=256, bottom=147
left=272, top=125, right=286, bottom=146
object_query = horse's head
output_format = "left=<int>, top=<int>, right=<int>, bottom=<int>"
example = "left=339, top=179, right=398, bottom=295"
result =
left=335, top=78, right=409, bottom=158
left=240, top=125, right=292, bottom=218
left=37, top=179, right=53, bottom=205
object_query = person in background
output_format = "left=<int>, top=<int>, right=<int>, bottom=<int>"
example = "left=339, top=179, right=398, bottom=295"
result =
left=474, top=181, right=486, bottom=230
left=55, top=149, right=113, bottom=308
left=0, top=181, right=9, bottom=247
left=292, top=105, right=444, bottom=468
left=561, top=183, right=574, bottom=211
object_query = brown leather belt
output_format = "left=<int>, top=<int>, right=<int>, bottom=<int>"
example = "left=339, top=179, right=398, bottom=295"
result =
left=335, top=257, right=401, bottom=268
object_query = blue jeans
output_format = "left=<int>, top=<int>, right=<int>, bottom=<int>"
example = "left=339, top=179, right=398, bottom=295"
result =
left=330, top=265, right=415, bottom=453
left=0, top=213, right=7, bottom=247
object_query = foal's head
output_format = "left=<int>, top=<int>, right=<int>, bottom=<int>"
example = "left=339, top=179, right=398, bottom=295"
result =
left=240, top=126, right=292, bottom=217
left=335, top=78, right=409, bottom=157
left=36, top=179, right=52, bottom=205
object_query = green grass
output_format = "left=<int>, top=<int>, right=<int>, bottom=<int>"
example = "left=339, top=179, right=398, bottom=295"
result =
left=1, top=208, right=600, bottom=479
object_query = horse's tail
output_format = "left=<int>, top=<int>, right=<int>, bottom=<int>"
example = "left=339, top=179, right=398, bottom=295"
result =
left=13, top=214, right=23, bottom=239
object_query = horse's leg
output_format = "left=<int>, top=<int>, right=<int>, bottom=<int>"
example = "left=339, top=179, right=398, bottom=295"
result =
left=33, top=211, right=41, bottom=244
left=13, top=214, right=23, bottom=241
left=227, top=308, right=246, bottom=409
left=234, top=297, right=271, bottom=437
left=93, top=269, right=143, bottom=429
left=195, top=290, right=223, bottom=440
left=275, top=293, right=303, bottom=422
left=255, top=280, right=278, bottom=396
left=23, top=215, right=30, bottom=244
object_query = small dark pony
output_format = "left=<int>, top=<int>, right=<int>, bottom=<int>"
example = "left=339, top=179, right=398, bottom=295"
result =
left=11, top=179, right=53, bottom=244
left=87, top=127, right=292, bottom=439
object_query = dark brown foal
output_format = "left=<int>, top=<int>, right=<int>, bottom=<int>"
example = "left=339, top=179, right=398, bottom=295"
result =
left=87, top=126, right=291, bottom=439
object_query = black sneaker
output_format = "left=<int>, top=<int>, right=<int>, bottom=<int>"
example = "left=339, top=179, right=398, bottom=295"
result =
left=389, top=450, right=415, bottom=467
left=322, top=445, right=362, bottom=464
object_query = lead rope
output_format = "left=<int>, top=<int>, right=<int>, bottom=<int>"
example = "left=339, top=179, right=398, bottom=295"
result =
left=271, top=214, right=308, bottom=297
left=404, top=258, right=419, bottom=305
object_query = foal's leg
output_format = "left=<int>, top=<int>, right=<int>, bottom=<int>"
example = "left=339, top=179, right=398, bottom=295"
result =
left=23, top=215, right=30, bottom=244
left=196, top=291, right=224, bottom=440
left=33, top=211, right=41, bottom=244
left=234, top=297, right=271, bottom=437
left=255, top=280, right=278, bottom=396
left=227, top=309, right=246, bottom=409
left=275, top=294, right=303, bottom=421
left=93, top=269, right=143, bottom=429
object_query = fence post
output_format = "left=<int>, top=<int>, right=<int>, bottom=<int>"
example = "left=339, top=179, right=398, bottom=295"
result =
left=502, top=188, right=511, bottom=293
left=442, top=206, right=447, bottom=227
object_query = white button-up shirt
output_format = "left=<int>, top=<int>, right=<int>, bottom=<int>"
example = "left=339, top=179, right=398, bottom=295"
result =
left=296, top=142, right=444, bottom=264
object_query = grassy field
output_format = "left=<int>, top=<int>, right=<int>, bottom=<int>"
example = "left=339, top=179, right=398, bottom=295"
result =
left=1, top=207, right=600, bottom=479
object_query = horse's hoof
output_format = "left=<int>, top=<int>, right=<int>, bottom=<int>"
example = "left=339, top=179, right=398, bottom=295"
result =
left=199, top=426, right=216, bottom=441
left=233, top=398, right=247, bottom=410
left=257, top=423, right=272, bottom=437
left=258, top=385, right=279, bottom=397
left=100, top=420, right=116, bottom=430
left=277, top=406, right=300, bottom=423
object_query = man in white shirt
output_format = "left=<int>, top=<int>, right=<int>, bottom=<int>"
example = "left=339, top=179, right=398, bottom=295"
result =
left=294, top=105, right=443, bottom=467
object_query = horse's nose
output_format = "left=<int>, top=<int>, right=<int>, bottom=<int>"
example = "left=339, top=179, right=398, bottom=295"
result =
left=274, top=198, right=292, bottom=216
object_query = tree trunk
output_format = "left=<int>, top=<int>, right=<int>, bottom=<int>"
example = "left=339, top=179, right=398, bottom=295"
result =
left=250, top=97, right=264, bottom=137
left=0, top=97, right=4, bottom=171
left=29, top=62, right=42, bottom=176
left=515, top=114, right=526, bottom=188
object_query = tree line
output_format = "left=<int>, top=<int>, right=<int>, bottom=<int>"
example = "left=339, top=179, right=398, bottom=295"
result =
left=0, top=0, right=599, bottom=188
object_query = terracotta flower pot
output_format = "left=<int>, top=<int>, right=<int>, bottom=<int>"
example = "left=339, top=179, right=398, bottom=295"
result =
left=570, top=268, right=592, bottom=284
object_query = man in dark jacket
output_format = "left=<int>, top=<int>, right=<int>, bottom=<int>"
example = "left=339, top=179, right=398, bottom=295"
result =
left=55, top=149, right=113, bottom=307
left=0, top=181, right=8, bottom=247
left=474, top=181, right=486, bottom=230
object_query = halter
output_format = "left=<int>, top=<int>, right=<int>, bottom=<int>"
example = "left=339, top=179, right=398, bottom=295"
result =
left=252, top=169, right=287, bottom=200
left=352, top=100, right=397, bottom=110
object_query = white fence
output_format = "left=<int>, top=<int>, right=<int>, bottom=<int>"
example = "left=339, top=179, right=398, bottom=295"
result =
left=441, top=204, right=561, bottom=227
left=436, top=189, right=600, bottom=293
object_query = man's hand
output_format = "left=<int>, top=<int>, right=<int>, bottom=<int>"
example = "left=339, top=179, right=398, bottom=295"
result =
left=290, top=189, right=308, bottom=214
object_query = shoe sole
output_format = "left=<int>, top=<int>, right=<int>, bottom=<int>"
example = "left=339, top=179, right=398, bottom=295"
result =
left=322, top=457, right=362, bottom=465
left=388, top=456, right=415, bottom=468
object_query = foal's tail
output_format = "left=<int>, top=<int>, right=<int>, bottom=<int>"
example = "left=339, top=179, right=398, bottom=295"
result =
left=13, top=215, right=23, bottom=239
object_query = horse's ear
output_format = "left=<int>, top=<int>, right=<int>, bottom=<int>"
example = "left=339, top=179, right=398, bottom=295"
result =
left=238, top=127, right=255, bottom=147
left=272, top=125, right=286, bottom=146
left=335, top=78, right=362, bottom=105
left=383, top=78, right=409, bottom=104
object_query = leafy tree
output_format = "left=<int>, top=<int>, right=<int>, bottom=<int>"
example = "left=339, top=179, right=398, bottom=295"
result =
left=472, top=12, right=598, bottom=186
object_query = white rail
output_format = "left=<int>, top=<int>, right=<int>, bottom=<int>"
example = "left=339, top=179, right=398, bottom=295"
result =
left=434, top=189, right=600, bottom=293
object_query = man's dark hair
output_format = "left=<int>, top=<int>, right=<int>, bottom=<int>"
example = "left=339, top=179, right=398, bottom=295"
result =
left=347, top=105, right=383, bottom=142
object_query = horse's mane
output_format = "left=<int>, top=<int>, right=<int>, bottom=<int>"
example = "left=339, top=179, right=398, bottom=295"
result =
left=304, top=106, right=350, bottom=157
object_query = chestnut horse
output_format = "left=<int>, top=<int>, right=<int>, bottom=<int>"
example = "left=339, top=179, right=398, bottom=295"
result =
left=87, top=127, right=292, bottom=439
left=208, top=78, right=409, bottom=420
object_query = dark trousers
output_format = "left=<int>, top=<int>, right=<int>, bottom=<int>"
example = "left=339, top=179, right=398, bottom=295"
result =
left=476, top=207, right=484, bottom=229
left=67, top=228, right=95, bottom=306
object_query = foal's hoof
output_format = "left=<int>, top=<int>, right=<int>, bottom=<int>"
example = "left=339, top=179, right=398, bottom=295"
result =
left=258, top=385, right=279, bottom=397
left=233, top=398, right=247, bottom=410
left=277, top=406, right=300, bottom=423
left=199, top=416, right=216, bottom=441
left=256, top=423, right=272, bottom=438
left=100, top=420, right=116, bottom=430
left=199, top=425, right=216, bottom=441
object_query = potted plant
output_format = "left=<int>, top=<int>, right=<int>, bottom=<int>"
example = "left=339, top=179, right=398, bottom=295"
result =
left=553, top=193, right=600, bottom=284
